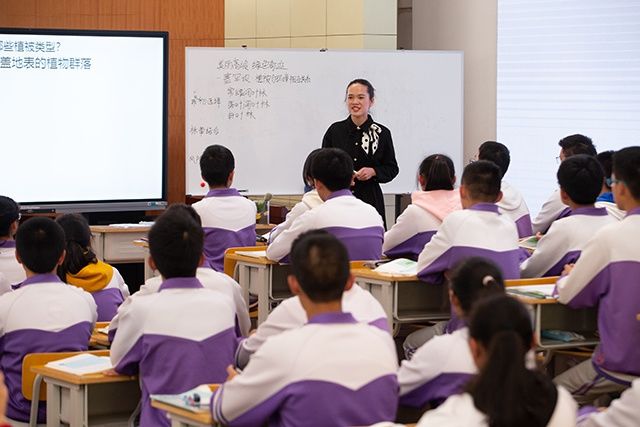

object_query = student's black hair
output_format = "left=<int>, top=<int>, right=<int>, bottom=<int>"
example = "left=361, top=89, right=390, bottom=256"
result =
left=418, top=154, right=455, bottom=191
left=467, top=295, right=558, bottom=427
left=558, top=134, right=597, bottom=157
left=0, top=196, right=20, bottom=237
left=557, top=154, right=604, bottom=205
left=302, top=148, right=323, bottom=188
left=613, top=146, right=640, bottom=200
left=346, top=78, right=375, bottom=99
left=289, top=229, right=350, bottom=303
left=199, top=144, right=235, bottom=187
left=148, top=204, right=204, bottom=278
left=597, top=150, right=615, bottom=190
left=449, top=257, right=504, bottom=316
left=310, top=148, right=354, bottom=192
left=15, top=217, right=65, bottom=274
left=56, top=213, right=98, bottom=282
left=478, top=141, right=511, bottom=178
left=461, top=160, right=502, bottom=202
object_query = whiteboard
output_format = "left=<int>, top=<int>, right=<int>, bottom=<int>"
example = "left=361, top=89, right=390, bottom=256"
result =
left=186, top=48, right=463, bottom=196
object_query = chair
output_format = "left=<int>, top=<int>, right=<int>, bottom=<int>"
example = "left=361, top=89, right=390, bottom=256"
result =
left=223, top=246, right=265, bottom=278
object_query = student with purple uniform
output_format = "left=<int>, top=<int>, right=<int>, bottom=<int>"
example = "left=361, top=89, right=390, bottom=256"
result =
left=191, top=144, right=257, bottom=272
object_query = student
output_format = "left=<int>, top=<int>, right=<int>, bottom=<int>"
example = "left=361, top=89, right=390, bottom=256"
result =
left=383, top=154, right=461, bottom=261
left=0, top=196, right=25, bottom=291
left=532, top=134, right=598, bottom=234
left=555, top=146, right=640, bottom=405
left=577, top=378, right=640, bottom=426
left=595, top=150, right=625, bottom=220
left=56, top=213, right=129, bottom=321
left=212, top=231, right=398, bottom=427
left=521, top=155, right=616, bottom=278
left=398, top=258, right=504, bottom=408
left=0, top=217, right=96, bottom=424
left=266, top=148, right=384, bottom=262
left=478, top=141, right=533, bottom=238
left=110, top=205, right=239, bottom=427
left=268, top=149, right=323, bottom=243
left=236, top=229, right=388, bottom=369
left=191, top=144, right=257, bottom=272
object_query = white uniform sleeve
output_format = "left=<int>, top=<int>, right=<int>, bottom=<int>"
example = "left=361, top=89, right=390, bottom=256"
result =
left=520, top=221, right=571, bottom=278
left=532, top=190, right=568, bottom=235
left=108, top=276, right=161, bottom=340
left=111, top=267, right=130, bottom=298
left=0, top=273, right=11, bottom=296
left=579, top=379, right=640, bottom=427
left=266, top=209, right=317, bottom=262
left=110, top=297, right=148, bottom=375
left=223, top=275, right=251, bottom=337
left=383, top=206, right=422, bottom=254
left=416, top=218, right=455, bottom=284
left=269, top=201, right=311, bottom=243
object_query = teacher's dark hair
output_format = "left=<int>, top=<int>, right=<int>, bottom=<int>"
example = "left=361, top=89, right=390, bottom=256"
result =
left=418, top=154, right=455, bottom=191
left=346, top=79, right=375, bottom=99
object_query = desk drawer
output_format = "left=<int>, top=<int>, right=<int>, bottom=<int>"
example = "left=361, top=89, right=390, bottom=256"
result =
left=104, top=232, right=147, bottom=262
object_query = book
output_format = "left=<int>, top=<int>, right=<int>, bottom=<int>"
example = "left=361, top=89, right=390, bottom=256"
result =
left=373, top=258, right=418, bottom=276
left=519, top=235, right=539, bottom=252
left=234, top=250, right=267, bottom=258
left=151, top=385, right=215, bottom=412
left=507, top=284, right=556, bottom=299
left=46, top=353, right=112, bottom=375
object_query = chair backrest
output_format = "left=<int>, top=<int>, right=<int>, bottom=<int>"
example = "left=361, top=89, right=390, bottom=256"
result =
left=504, top=276, right=559, bottom=287
left=223, top=246, right=265, bottom=277
left=22, top=350, right=110, bottom=401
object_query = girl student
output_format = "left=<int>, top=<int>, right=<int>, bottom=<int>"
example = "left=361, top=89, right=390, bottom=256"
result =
left=56, top=213, right=129, bottom=321
left=383, top=154, right=461, bottom=260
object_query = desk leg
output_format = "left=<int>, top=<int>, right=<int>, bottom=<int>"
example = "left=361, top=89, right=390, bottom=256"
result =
left=257, top=266, right=270, bottom=325
left=237, top=264, right=250, bottom=306
left=46, top=382, right=61, bottom=427
left=365, top=280, right=394, bottom=332
left=68, top=383, right=86, bottom=427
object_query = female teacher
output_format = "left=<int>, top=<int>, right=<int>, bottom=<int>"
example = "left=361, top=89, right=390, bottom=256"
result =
left=322, top=79, right=399, bottom=227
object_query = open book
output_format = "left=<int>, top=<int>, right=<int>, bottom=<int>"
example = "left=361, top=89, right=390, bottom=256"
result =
left=373, top=258, right=418, bottom=276
left=151, top=385, right=215, bottom=412
left=507, top=284, right=556, bottom=300
left=46, top=353, right=112, bottom=375
left=234, top=250, right=267, bottom=258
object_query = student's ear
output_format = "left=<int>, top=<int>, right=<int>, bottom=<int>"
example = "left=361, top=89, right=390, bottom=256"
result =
left=559, top=188, right=571, bottom=205
left=344, top=273, right=355, bottom=291
left=227, top=170, right=235, bottom=187
left=449, top=289, right=463, bottom=318
left=494, top=190, right=503, bottom=203
left=287, top=274, right=301, bottom=296
left=468, top=338, right=482, bottom=366
left=9, top=221, right=18, bottom=238
left=56, top=249, right=66, bottom=267
left=15, top=250, right=22, bottom=265
left=198, top=253, right=205, bottom=267
left=418, top=174, right=426, bottom=190
left=148, top=256, right=157, bottom=272
left=459, top=185, right=467, bottom=201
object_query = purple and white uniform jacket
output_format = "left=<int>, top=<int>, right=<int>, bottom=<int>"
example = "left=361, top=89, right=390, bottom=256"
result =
left=192, top=188, right=257, bottom=272
left=532, top=190, right=571, bottom=235
left=521, top=207, right=616, bottom=278
left=110, top=277, right=238, bottom=427
left=0, top=240, right=25, bottom=292
left=212, top=312, right=398, bottom=427
left=266, top=189, right=384, bottom=262
left=0, top=274, right=96, bottom=423
left=498, top=181, right=533, bottom=238
left=383, top=206, right=444, bottom=261
left=556, top=208, right=640, bottom=376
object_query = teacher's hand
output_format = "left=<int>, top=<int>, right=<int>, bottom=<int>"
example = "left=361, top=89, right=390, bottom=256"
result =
left=355, top=167, right=376, bottom=181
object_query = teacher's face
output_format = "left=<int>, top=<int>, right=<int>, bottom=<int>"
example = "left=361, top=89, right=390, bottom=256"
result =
left=346, top=83, right=373, bottom=122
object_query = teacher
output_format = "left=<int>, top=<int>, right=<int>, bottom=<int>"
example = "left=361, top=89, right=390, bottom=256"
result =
left=322, top=79, right=399, bottom=227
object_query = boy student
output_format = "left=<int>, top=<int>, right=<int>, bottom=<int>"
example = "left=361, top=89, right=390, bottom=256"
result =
left=532, top=134, right=598, bottom=234
left=478, top=141, right=533, bottom=237
left=212, top=231, right=398, bottom=427
left=235, top=229, right=388, bottom=369
left=555, top=146, right=640, bottom=405
left=266, top=148, right=384, bottom=262
left=0, top=196, right=25, bottom=292
left=192, top=144, right=257, bottom=272
left=595, top=150, right=626, bottom=220
left=110, top=204, right=239, bottom=427
left=521, top=155, right=616, bottom=278
left=0, top=218, right=96, bottom=424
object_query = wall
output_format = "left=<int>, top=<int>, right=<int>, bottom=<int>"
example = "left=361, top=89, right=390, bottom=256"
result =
left=0, top=0, right=225, bottom=205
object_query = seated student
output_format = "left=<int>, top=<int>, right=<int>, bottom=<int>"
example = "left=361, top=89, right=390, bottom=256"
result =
left=398, top=257, right=504, bottom=408
left=595, top=150, right=626, bottom=220
left=383, top=154, right=461, bottom=260
left=577, top=378, right=640, bottom=426
left=236, top=229, right=388, bottom=370
left=269, top=149, right=324, bottom=243
left=521, top=155, right=616, bottom=278
left=212, top=231, right=398, bottom=427
left=266, top=148, right=384, bottom=262
left=0, top=217, right=96, bottom=424
left=533, top=134, right=598, bottom=234
left=56, top=213, right=130, bottom=321
left=478, top=141, right=533, bottom=238
left=555, top=146, right=640, bottom=406
left=192, top=144, right=257, bottom=272
left=110, top=205, right=239, bottom=427
left=0, top=196, right=25, bottom=291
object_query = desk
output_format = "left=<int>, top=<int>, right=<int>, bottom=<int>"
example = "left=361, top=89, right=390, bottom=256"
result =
left=351, top=268, right=450, bottom=332
left=90, top=225, right=150, bottom=264
left=31, top=365, right=139, bottom=427
left=151, top=401, right=213, bottom=427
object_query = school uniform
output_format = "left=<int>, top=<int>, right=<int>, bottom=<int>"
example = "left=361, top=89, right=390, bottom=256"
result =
left=555, top=208, right=640, bottom=404
left=110, top=277, right=238, bottom=427
left=0, top=240, right=25, bottom=288
left=521, top=207, right=616, bottom=278
left=0, top=273, right=96, bottom=423
left=65, top=261, right=129, bottom=321
left=578, top=378, right=640, bottom=427
left=266, top=189, right=384, bottom=262
left=398, top=327, right=475, bottom=408
left=498, top=181, right=533, bottom=238
left=268, top=189, right=323, bottom=243
left=212, top=312, right=399, bottom=427
left=595, top=199, right=625, bottom=221
left=383, top=190, right=461, bottom=261
left=0, top=273, right=9, bottom=296
left=532, top=190, right=571, bottom=234
left=192, top=188, right=257, bottom=272
left=235, top=284, right=389, bottom=369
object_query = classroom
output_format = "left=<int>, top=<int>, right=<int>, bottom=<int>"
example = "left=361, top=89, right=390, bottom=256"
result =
left=1, top=1, right=639, bottom=426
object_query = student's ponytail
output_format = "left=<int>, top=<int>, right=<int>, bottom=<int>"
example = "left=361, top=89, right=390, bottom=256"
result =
left=56, top=214, right=97, bottom=282
left=418, top=154, right=455, bottom=191
left=449, top=257, right=504, bottom=316
left=467, top=296, right=557, bottom=427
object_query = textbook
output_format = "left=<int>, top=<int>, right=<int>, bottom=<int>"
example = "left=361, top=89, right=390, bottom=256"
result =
left=519, top=235, right=539, bottom=252
left=373, top=258, right=418, bottom=276
left=151, top=385, right=215, bottom=412
left=507, top=284, right=556, bottom=300
left=46, top=354, right=112, bottom=375
left=234, top=250, right=268, bottom=258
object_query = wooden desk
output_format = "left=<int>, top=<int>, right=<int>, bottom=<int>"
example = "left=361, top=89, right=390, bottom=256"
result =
left=352, top=268, right=450, bottom=332
left=151, top=400, right=214, bottom=427
left=31, top=365, right=139, bottom=427
left=90, top=225, right=150, bottom=264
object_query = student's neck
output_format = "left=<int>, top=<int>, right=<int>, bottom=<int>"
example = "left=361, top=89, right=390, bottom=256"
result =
left=0, top=235, right=10, bottom=242
left=209, top=185, right=230, bottom=190
left=25, top=268, right=55, bottom=279
left=568, top=202, right=594, bottom=210
left=304, top=301, right=343, bottom=320
left=350, top=115, right=367, bottom=127
left=463, top=199, right=495, bottom=209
